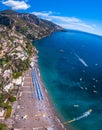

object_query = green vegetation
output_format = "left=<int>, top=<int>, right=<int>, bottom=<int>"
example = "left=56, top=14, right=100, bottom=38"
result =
left=0, top=123, right=7, bottom=130
left=5, top=105, right=12, bottom=119
left=0, top=94, right=7, bottom=103
left=0, top=102, right=8, bottom=108
left=12, top=58, right=30, bottom=79
left=21, top=26, right=28, bottom=33
left=0, top=10, right=61, bottom=109
left=2, top=55, right=11, bottom=66
left=0, top=82, right=3, bottom=92
left=0, top=93, right=16, bottom=107
left=0, top=59, right=3, bottom=65
left=0, top=94, right=16, bottom=120
left=9, top=95, right=16, bottom=102
left=26, top=42, right=33, bottom=55
left=9, top=36, right=14, bottom=42
left=0, top=94, right=9, bottom=108
left=23, top=58, right=30, bottom=70
left=4, top=55, right=10, bottom=62
left=12, top=71, right=22, bottom=79
left=12, top=50, right=18, bottom=53
left=0, top=45, right=2, bottom=50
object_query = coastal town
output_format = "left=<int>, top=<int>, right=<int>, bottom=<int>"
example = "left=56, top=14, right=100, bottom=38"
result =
left=0, top=24, right=37, bottom=129
left=0, top=10, right=65, bottom=130
left=0, top=39, right=67, bottom=129
left=1, top=0, right=102, bottom=129
left=1, top=54, right=67, bottom=130
left=11, top=58, right=67, bottom=130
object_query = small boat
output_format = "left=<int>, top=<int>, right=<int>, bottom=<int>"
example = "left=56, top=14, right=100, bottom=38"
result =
left=64, top=109, right=92, bottom=124
left=85, top=87, right=88, bottom=90
left=95, top=80, right=98, bottom=82
left=93, top=85, right=96, bottom=88
left=59, top=49, right=64, bottom=53
left=95, top=64, right=98, bottom=66
left=87, top=109, right=92, bottom=113
left=80, top=78, right=82, bottom=81
left=93, top=90, right=98, bottom=93
left=74, top=105, right=79, bottom=108
left=80, top=87, right=84, bottom=90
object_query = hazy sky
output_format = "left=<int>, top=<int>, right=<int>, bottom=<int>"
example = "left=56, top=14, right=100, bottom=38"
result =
left=0, top=0, right=102, bottom=35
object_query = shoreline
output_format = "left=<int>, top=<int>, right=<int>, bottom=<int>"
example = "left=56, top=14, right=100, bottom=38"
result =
left=12, top=53, right=71, bottom=130
left=35, top=60, right=73, bottom=130
left=36, top=63, right=64, bottom=120
left=31, top=61, right=67, bottom=130
left=32, top=51, right=73, bottom=130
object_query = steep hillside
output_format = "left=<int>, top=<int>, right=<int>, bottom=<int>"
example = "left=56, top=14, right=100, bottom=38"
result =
left=0, top=25, right=36, bottom=91
left=0, top=10, right=63, bottom=40
left=0, top=9, right=64, bottom=129
left=0, top=10, right=63, bottom=94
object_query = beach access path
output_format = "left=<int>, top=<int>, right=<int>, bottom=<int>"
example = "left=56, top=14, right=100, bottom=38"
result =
left=13, top=65, right=67, bottom=130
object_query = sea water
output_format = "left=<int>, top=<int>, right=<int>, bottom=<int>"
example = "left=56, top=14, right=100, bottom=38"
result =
left=33, top=30, right=102, bottom=130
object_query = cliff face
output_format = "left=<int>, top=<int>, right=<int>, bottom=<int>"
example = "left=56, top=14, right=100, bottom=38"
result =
left=0, top=10, right=63, bottom=40
left=0, top=10, right=63, bottom=93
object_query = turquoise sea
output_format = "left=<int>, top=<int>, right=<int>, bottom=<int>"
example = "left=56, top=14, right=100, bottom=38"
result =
left=33, top=30, right=102, bottom=130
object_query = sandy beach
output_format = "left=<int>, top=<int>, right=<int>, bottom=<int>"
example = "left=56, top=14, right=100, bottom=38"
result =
left=12, top=62, right=69, bottom=130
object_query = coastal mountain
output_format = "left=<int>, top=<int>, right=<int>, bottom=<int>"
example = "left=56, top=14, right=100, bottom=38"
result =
left=0, top=10, right=63, bottom=40
left=0, top=10, right=63, bottom=96
left=0, top=10, right=64, bottom=129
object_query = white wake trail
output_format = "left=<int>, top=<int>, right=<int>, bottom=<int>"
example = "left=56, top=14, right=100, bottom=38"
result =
left=64, top=109, right=92, bottom=124
left=75, top=53, right=88, bottom=67
left=74, top=110, right=91, bottom=121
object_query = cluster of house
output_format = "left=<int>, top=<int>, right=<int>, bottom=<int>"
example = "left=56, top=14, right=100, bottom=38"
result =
left=0, top=107, right=6, bottom=120
left=3, top=77, right=22, bottom=92
left=0, top=77, right=22, bottom=121
left=0, top=50, right=4, bottom=59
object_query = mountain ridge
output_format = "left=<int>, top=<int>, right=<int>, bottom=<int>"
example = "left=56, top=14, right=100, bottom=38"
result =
left=0, top=10, right=64, bottom=114
left=0, top=10, right=64, bottom=129
left=0, top=10, right=64, bottom=40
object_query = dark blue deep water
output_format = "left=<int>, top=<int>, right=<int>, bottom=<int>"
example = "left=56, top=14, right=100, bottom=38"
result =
left=33, top=30, right=102, bottom=130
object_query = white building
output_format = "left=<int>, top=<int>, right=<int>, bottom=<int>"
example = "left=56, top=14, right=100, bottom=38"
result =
left=3, top=83, right=13, bottom=92
left=3, top=69, right=12, bottom=79
left=0, top=108, right=6, bottom=120
left=12, top=77, right=22, bottom=85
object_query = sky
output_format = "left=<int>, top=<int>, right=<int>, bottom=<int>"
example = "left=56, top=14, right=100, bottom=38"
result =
left=0, top=0, right=102, bottom=36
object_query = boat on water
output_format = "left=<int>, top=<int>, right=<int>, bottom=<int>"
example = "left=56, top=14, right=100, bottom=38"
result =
left=59, top=49, right=64, bottom=53
left=74, top=104, right=79, bottom=108
left=64, top=109, right=92, bottom=124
